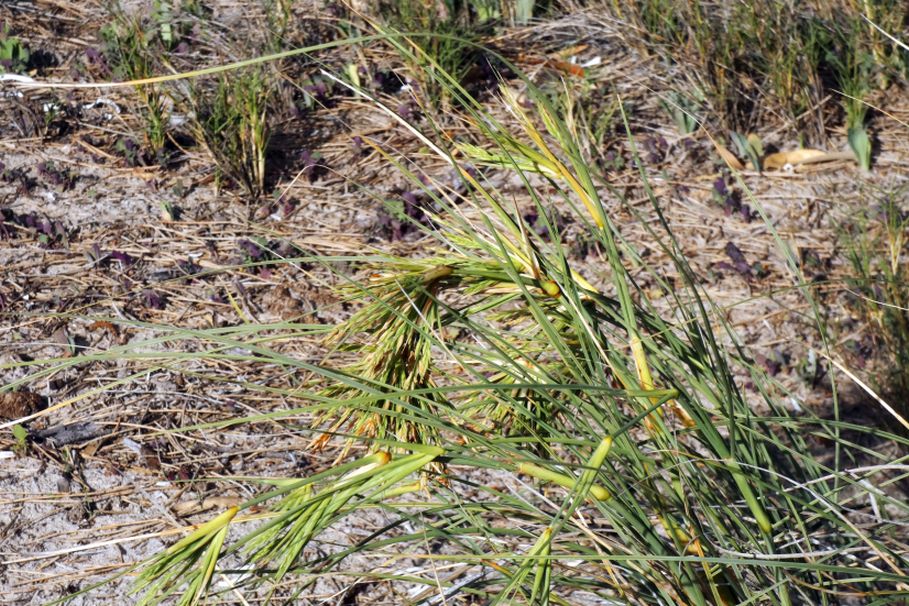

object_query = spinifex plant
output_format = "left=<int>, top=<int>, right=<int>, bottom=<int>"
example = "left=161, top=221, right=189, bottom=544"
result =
left=112, top=58, right=909, bottom=604
left=18, top=26, right=908, bottom=606
left=316, top=262, right=455, bottom=447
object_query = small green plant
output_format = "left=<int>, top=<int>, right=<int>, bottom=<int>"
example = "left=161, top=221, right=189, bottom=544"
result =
left=152, top=0, right=176, bottom=49
left=153, top=0, right=199, bottom=50
left=660, top=89, right=702, bottom=135
left=191, top=69, right=272, bottom=200
left=731, top=131, right=763, bottom=171
left=0, top=25, right=30, bottom=74
left=101, top=18, right=171, bottom=160
left=833, top=19, right=875, bottom=170
left=848, top=119, right=873, bottom=170
left=11, top=423, right=28, bottom=455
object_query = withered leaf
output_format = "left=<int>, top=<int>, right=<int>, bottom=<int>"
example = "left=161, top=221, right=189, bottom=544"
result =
left=763, top=149, right=827, bottom=170
left=724, top=242, right=753, bottom=278
left=0, top=391, right=45, bottom=420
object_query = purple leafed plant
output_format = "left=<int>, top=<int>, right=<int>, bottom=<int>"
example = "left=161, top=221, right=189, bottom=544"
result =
left=110, top=250, right=135, bottom=267
left=237, top=237, right=292, bottom=277
left=642, top=135, right=668, bottom=163
left=396, top=101, right=420, bottom=121
left=238, top=239, right=266, bottom=262
left=83, top=47, right=110, bottom=76
left=142, top=289, right=167, bottom=310
left=712, top=177, right=753, bottom=222
left=299, top=150, right=326, bottom=182
left=86, top=243, right=135, bottom=267
left=36, top=161, right=75, bottom=190
left=371, top=69, right=406, bottom=94
left=351, top=136, right=365, bottom=156
left=115, top=137, right=145, bottom=167
left=0, top=209, right=68, bottom=244
left=723, top=242, right=753, bottom=278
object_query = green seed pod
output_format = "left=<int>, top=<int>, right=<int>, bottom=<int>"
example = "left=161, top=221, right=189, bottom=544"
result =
left=541, top=280, right=561, bottom=298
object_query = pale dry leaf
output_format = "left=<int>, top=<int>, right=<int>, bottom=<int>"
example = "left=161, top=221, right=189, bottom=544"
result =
left=173, top=496, right=243, bottom=517
left=713, top=141, right=744, bottom=170
left=763, top=149, right=827, bottom=170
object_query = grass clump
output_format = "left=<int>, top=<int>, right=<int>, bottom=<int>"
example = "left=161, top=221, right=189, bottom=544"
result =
left=371, top=0, right=499, bottom=109
left=606, top=0, right=907, bottom=139
left=101, top=15, right=173, bottom=161
left=842, top=188, right=909, bottom=417
left=190, top=69, right=273, bottom=201
left=99, top=1, right=284, bottom=196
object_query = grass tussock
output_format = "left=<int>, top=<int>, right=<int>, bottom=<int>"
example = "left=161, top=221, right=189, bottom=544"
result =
left=3, top=2, right=909, bottom=605
left=190, top=69, right=274, bottom=200
left=597, top=0, right=907, bottom=141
